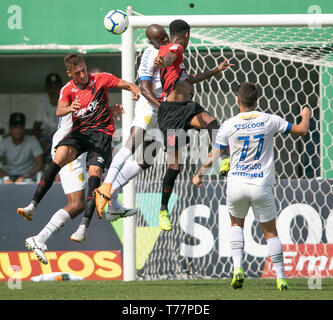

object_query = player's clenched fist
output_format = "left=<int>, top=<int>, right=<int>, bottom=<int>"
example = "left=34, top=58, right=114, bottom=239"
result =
left=192, top=174, right=203, bottom=188
left=300, top=106, right=311, bottom=118
left=69, top=96, right=81, bottom=112
left=154, top=56, right=164, bottom=69
left=110, top=104, right=124, bottom=121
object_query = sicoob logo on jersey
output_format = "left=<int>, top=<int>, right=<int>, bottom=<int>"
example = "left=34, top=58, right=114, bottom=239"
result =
left=234, top=121, right=265, bottom=130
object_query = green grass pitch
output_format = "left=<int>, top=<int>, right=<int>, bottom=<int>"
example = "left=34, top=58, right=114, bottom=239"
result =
left=1, top=278, right=332, bottom=300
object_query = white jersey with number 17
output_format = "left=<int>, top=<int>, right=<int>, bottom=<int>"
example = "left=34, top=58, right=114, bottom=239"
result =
left=215, top=111, right=292, bottom=186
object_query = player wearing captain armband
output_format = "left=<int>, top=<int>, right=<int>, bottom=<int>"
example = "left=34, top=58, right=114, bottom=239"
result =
left=193, top=82, right=311, bottom=290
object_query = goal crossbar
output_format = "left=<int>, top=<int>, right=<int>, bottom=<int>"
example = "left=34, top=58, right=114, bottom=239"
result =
left=128, top=13, right=333, bottom=28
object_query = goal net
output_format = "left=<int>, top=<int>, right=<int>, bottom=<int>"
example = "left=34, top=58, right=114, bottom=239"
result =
left=120, top=13, right=333, bottom=280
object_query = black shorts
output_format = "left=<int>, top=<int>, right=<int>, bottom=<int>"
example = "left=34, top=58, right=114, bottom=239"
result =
left=157, top=100, right=206, bottom=151
left=56, top=130, right=112, bottom=169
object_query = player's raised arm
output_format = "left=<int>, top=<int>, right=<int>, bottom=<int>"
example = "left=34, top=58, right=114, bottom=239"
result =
left=193, top=146, right=226, bottom=187
left=289, top=106, right=311, bottom=136
left=188, top=58, right=234, bottom=84
left=117, top=79, right=140, bottom=100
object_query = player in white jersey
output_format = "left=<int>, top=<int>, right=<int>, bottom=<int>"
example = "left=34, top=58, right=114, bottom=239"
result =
left=193, top=82, right=311, bottom=291
left=24, top=112, right=87, bottom=264
left=91, top=24, right=232, bottom=238
left=24, top=98, right=125, bottom=262
left=69, top=25, right=169, bottom=242
left=131, top=42, right=163, bottom=132
left=51, top=114, right=87, bottom=196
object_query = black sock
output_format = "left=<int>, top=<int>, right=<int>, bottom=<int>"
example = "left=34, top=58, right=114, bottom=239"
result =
left=206, top=119, right=219, bottom=143
left=81, top=175, right=101, bottom=227
left=32, top=161, right=61, bottom=204
left=160, top=168, right=180, bottom=211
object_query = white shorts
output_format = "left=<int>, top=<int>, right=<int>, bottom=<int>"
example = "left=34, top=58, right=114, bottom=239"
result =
left=58, top=153, right=87, bottom=195
left=226, top=180, right=277, bottom=223
left=131, top=95, right=163, bottom=144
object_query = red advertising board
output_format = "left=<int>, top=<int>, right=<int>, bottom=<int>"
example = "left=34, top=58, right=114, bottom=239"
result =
left=262, top=244, right=333, bottom=278
left=0, top=250, right=123, bottom=281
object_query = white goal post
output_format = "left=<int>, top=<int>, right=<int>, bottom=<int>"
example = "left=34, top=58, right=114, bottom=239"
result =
left=121, top=7, right=333, bottom=281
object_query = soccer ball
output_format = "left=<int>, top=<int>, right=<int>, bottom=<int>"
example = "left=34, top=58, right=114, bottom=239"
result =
left=104, top=9, right=129, bottom=35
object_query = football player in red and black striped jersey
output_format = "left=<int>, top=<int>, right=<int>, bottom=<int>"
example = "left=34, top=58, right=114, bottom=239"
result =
left=17, top=54, right=140, bottom=242
left=154, top=19, right=233, bottom=231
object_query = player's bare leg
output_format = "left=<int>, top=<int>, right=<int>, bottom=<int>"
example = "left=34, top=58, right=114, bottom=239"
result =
left=63, top=190, right=86, bottom=219
left=260, top=218, right=289, bottom=290
left=26, top=190, right=85, bottom=263
left=61, top=190, right=88, bottom=243
left=95, top=126, right=145, bottom=218
left=107, top=139, right=161, bottom=221
left=190, top=112, right=220, bottom=148
left=106, top=139, right=161, bottom=221
left=17, top=145, right=78, bottom=220
left=71, top=165, right=103, bottom=243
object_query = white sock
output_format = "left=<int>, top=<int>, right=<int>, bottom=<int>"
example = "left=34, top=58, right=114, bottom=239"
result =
left=109, top=160, right=143, bottom=210
left=114, top=160, right=142, bottom=190
left=110, top=189, right=121, bottom=210
left=267, top=236, right=285, bottom=279
left=36, top=209, right=71, bottom=244
left=104, top=147, right=132, bottom=183
left=230, top=226, right=244, bottom=269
